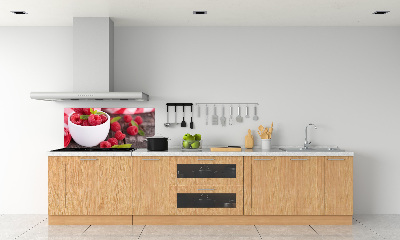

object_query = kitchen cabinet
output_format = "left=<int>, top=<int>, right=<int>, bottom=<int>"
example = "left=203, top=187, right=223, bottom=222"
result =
left=49, top=153, right=353, bottom=225
left=133, top=157, right=171, bottom=215
left=48, top=156, right=133, bottom=216
left=324, top=157, right=353, bottom=215
left=250, top=156, right=324, bottom=215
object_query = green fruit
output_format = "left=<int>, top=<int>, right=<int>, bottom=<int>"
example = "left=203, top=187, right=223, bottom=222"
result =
left=186, top=136, right=195, bottom=142
left=183, top=133, right=192, bottom=140
left=194, top=134, right=201, bottom=141
left=182, top=140, right=191, bottom=149
left=191, top=141, right=200, bottom=149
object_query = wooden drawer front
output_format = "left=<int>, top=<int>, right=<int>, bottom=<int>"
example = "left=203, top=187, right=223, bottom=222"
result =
left=170, top=186, right=243, bottom=215
left=324, top=157, right=353, bottom=215
left=64, top=156, right=133, bottom=215
left=170, top=157, right=243, bottom=186
left=251, top=156, right=324, bottom=215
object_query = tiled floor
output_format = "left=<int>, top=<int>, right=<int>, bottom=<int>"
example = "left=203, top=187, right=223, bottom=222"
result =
left=0, top=215, right=398, bottom=240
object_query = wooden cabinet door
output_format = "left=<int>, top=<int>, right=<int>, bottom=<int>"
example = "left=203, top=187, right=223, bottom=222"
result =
left=325, top=157, right=353, bottom=215
left=49, top=157, right=66, bottom=215
left=251, top=156, right=324, bottom=215
left=133, top=157, right=170, bottom=215
left=64, top=156, right=133, bottom=215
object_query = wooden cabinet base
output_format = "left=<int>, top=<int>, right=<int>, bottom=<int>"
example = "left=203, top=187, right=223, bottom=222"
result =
left=49, top=216, right=132, bottom=225
left=49, top=215, right=351, bottom=225
left=132, top=215, right=352, bottom=225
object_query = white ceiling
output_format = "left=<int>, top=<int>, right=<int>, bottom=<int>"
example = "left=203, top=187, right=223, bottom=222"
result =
left=0, top=0, right=399, bottom=26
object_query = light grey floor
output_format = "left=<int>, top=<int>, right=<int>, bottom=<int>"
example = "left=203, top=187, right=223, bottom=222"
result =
left=0, top=215, right=398, bottom=240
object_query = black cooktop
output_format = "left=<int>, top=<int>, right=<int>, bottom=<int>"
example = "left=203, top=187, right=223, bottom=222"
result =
left=51, top=148, right=136, bottom=152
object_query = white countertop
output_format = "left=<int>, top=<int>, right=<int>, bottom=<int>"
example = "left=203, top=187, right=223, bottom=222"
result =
left=49, top=147, right=354, bottom=157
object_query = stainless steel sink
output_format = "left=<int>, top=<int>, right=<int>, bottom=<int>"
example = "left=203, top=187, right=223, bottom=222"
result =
left=279, top=147, right=345, bottom=152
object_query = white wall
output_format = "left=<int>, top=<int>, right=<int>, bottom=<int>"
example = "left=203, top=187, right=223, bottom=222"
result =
left=1, top=27, right=400, bottom=214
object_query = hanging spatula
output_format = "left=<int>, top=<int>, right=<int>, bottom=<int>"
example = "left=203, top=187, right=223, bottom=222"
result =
left=181, top=106, right=187, bottom=127
left=212, top=105, right=218, bottom=125
left=220, top=106, right=226, bottom=126
left=190, top=105, right=194, bottom=129
left=236, top=106, right=243, bottom=123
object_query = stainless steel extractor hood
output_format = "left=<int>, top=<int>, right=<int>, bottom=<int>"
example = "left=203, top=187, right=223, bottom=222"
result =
left=30, top=17, right=149, bottom=101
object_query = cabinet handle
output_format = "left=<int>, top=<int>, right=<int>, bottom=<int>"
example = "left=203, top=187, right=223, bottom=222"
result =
left=142, top=159, right=160, bottom=161
left=198, top=189, right=215, bottom=191
left=254, top=158, right=272, bottom=161
left=328, top=158, right=345, bottom=161
left=290, top=158, right=308, bottom=161
left=198, top=159, right=215, bottom=161
left=80, top=158, right=98, bottom=161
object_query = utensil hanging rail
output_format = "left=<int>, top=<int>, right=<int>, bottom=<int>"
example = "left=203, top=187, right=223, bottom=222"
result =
left=196, top=103, right=259, bottom=105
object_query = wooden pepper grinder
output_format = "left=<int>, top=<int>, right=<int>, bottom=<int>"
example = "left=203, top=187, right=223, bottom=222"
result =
left=245, top=129, right=254, bottom=149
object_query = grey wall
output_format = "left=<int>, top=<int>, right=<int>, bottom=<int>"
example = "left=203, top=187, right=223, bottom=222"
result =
left=0, top=27, right=399, bottom=214
left=114, top=27, right=400, bottom=214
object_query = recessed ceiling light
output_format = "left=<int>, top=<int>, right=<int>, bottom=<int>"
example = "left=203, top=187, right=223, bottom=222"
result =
left=193, top=11, right=207, bottom=15
left=373, top=11, right=390, bottom=14
left=11, top=11, right=28, bottom=14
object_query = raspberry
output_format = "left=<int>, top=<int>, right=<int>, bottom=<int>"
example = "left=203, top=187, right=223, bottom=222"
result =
left=70, top=113, right=82, bottom=125
left=83, top=108, right=91, bottom=115
left=100, top=114, right=108, bottom=123
left=100, top=141, right=111, bottom=148
left=88, top=114, right=102, bottom=126
left=127, top=126, right=138, bottom=136
left=72, top=108, right=85, bottom=114
left=64, top=113, right=68, bottom=125
left=134, top=116, right=143, bottom=125
left=108, top=138, right=118, bottom=146
left=111, top=121, right=121, bottom=132
left=115, top=130, right=126, bottom=140
left=64, top=127, right=71, bottom=147
left=81, top=120, right=89, bottom=126
left=124, top=115, right=133, bottom=123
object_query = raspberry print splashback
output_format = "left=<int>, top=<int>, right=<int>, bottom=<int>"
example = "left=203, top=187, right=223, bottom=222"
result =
left=64, top=108, right=155, bottom=149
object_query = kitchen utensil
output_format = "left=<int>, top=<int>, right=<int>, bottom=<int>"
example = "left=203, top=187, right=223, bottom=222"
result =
left=164, top=105, right=171, bottom=127
left=189, top=106, right=194, bottom=129
left=146, top=136, right=169, bottom=151
left=181, top=106, right=187, bottom=127
left=236, top=106, right=243, bottom=123
left=220, top=106, right=226, bottom=126
left=253, top=105, right=259, bottom=121
left=190, top=105, right=194, bottom=129
left=174, top=106, right=178, bottom=125
left=261, top=139, right=271, bottom=150
left=210, top=147, right=242, bottom=152
left=212, top=105, right=218, bottom=125
left=197, top=105, right=201, bottom=117
left=206, top=105, right=209, bottom=125
left=245, top=105, right=250, bottom=118
left=229, top=105, right=233, bottom=125
left=245, top=129, right=254, bottom=149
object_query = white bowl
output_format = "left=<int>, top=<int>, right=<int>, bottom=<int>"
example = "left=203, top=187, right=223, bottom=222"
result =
left=68, top=112, right=110, bottom=147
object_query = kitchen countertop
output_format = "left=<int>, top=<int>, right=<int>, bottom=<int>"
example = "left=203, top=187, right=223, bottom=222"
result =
left=48, top=147, right=354, bottom=157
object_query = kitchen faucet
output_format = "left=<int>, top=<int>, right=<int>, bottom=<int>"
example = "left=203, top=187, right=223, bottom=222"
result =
left=304, top=123, right=317, bottom=149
